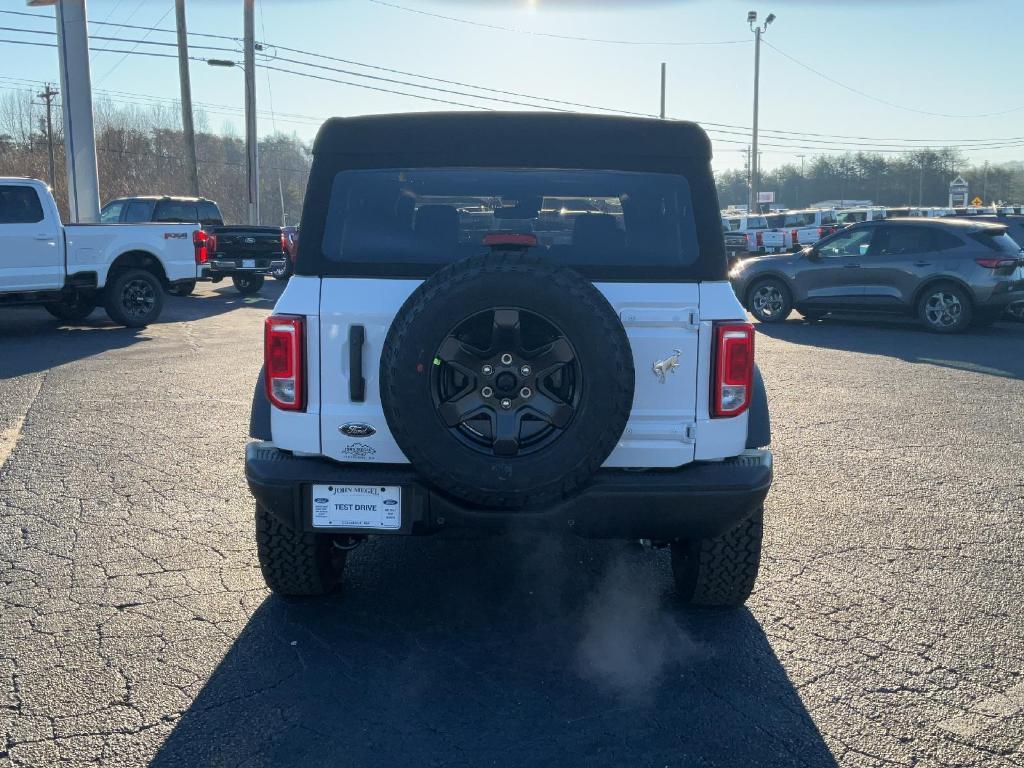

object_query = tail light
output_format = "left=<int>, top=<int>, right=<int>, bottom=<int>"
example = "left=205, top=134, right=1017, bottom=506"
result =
left=280, top=230, right=288, bottom=257
left=711, top=322, right=754, bottom=418
left=264, top=315, right=305, bottom=411
left=817, top=226, right=826, bottom=239
left=755, top=231, right=763, bottom=248
left=193, top=230, right=216, bottom=264
left=975, top=257, right=1018, bottom=269
left=791, top=228, right=799, bottom=245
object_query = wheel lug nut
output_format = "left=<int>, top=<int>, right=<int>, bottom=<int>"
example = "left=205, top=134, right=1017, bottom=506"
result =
left=500, top=353, right=513, bottom=365
left=481, top=386, right=493, bottom=398
left=482, top=364, right=493, bottom=376
left=500, top=398, right=512, bottom=410
left=519, top=387, right=532, bottom=399
left=519, top=365, right=531, bottom=376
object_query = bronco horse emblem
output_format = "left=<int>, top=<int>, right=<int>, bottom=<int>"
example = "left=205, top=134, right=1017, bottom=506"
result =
left=652, top=349, right=682, bottom=383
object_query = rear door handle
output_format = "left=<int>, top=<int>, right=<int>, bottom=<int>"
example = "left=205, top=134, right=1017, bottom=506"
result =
left=349, top=325, right=366, bottom=402
left=914, top=261, right=931, bottom=267
left=844, top=263, right=861, bottom=268
left=34, top=233, right=54, bottom=241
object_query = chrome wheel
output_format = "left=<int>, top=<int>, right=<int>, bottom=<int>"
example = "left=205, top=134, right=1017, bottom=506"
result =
left=121, top=278, right=156, bottom=319
left=752, top=284, right=785, bottom=319
left=923, top=290, right=963, bottom=329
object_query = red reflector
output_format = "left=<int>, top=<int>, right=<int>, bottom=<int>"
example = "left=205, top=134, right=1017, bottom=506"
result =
left=264, top=315, right=305, bottom=411
left=976, top=257, right=1017, bottom=269
left=483, top=232, right=538, bottom=247
left=712, top=322, right=754, bottom=418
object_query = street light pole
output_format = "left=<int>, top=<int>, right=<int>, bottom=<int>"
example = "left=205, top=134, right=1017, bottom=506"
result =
left=747, top=10, right=774, bottom=214
left=659, top=62, right=666, bottom=119
left=243, top=0, right=259, bottom=225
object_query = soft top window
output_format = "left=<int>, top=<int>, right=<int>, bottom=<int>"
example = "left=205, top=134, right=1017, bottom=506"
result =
left=320, top=168, right=699, bottom=274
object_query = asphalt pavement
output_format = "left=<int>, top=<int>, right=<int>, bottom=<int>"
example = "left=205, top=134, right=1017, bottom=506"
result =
left=1, top=282, right=1022, bottom=768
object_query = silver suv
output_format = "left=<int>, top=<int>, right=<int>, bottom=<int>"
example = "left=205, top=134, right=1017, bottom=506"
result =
left=730, top=218, right=1024, bottom=332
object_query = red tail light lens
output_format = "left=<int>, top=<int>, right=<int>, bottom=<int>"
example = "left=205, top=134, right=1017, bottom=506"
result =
left=817, top=226, right=826, bottom=238
left=193, top=229, right=214, bottom=264
left=975, top=257, right=1018, bottom=269
left=711, top=322, right=754, bottom=418
left=264, top=315, right=305, bottom=411
left=791, top=228, right=799, bottom=244
left=756, top=231, right=764, bottom=247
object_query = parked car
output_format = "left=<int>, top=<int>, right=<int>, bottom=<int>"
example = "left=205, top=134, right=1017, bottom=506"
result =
left=762, top=208, right=839, bottom=252
left=275, top=226, right=299, bottom=281
left=246, top=112, right=773, bottom=607
left=722, top=213, right=769, bottom=260
left=730, top=217, right=1024, bottom=332
left=0, top=178, right=201, bottom=326
left=836, top=207, right=888, bottom=226
left=100, top=195, right=288, bottom=295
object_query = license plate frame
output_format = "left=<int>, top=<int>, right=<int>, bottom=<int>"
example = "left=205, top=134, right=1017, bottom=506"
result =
left=311, top=484, right=401, bottom=530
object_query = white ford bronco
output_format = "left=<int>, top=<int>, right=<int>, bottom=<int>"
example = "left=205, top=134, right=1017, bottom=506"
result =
left=246, top=113, right=773, bottom=607
left=0, top=178, right=204, bottom=326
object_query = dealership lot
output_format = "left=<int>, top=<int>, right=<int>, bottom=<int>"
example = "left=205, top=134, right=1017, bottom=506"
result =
left=0, top=282, right=1021, bottom=768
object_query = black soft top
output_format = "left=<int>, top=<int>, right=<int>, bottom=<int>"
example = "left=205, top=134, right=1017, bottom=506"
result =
left=299, top=112, right=726, bottom=281
left=312, top=112, right=713, bottom=170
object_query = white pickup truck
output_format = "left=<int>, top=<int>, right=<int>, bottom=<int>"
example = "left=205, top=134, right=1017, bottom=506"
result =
left=0, top=178, right=202, bottom=326
left=761, top=209, right=839, bottom=253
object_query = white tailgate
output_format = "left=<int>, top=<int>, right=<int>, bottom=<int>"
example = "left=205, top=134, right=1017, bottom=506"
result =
left=318, top=278, right=701, bottom=469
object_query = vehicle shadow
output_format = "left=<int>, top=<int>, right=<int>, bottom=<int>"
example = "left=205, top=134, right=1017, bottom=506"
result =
left=148, top=536, right=836, bottom=768
left=0, top=281, right=285, bottom=379
left=756, top=314, right=1024, bottom=381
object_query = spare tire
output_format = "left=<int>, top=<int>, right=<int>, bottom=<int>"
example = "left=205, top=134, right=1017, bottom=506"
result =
left=380, top=252, right=635, bottom=509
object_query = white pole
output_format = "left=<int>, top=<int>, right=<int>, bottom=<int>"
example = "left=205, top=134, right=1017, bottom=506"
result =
left=35, top=0, right=101, bottom=222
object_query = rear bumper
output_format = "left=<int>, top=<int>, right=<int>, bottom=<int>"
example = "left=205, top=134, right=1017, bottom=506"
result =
left=201, top=256, right=286, bottom=277
left=245, top=442, right=772, bottom=540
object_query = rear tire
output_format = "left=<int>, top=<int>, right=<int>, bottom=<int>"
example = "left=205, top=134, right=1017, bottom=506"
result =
left=747, top=278, right=792, bottom=323
left=233, top=274, right=265, bottom=295
left=1005, top=302, right=1024, bottom=323
left=169, top=280, right=196, bottom=297
left=255, top=504, right=347, bottom=596
left=917, top=281, right=972, bottom=333
left=104, top=268, right=164, bottom=328
left=43, top=291, right=97, bottom=322
left=671, top=507, right=763, bottom=607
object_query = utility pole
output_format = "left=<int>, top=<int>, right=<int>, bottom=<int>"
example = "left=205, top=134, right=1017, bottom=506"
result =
left=659, top=62, right=666, bottom=119
left=747, top=11, right=775, bottom=214
left=982, top=160, right=989, bottom=203
left=243, top=0, right=259, bottom=225
left=175, top=0, right=200, bottom=196
left=36, top=83, right=59, bottom=189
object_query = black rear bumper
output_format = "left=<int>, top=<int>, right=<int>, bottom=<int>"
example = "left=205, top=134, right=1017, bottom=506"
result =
left=245, top=442, right=772, bottom=540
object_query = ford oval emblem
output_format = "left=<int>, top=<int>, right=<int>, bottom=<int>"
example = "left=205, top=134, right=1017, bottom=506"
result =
left=314, top=497, right=329, bottom=504
left=340, top=423, right=376, bottom=438
left=383, top=499, right=398, bottom=506
left=243, top=236, right=256, bottom=244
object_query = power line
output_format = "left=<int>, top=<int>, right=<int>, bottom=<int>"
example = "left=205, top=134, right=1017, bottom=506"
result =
left=763, top=39, right=1024, bottom=119
left=0, top=25, right=239, bottom=54
left=261, top=64, right=493, bottom=111
left=0, top=8, right=242, bottom=42
left=365, top=0, right=750, bottom=47
left=95, top=5, right=177, bottom=86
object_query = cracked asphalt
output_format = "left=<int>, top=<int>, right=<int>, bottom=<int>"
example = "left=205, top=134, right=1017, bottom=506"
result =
left=1, top=281, right=1022, bottom=768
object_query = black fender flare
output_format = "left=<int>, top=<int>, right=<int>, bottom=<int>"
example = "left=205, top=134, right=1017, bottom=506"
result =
left=250, top=365, right=272, bottom=440
left=745, top=363, right=771, bottom=449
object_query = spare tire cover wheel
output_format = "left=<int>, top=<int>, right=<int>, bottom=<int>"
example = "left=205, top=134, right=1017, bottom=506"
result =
left=380, top=253, right=635, bottom=509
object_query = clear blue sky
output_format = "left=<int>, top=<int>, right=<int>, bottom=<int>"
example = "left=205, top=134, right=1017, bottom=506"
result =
left=4, top=0, right=1024, bottom=172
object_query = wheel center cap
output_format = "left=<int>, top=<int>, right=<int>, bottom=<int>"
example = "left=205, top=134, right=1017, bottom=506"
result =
left=495, top=371, right=518, bottom=394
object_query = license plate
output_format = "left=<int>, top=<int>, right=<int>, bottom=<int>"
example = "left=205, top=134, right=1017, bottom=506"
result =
left=311, top=484, right=401, bottom=530
left=243, top=259, right=256, bottom=269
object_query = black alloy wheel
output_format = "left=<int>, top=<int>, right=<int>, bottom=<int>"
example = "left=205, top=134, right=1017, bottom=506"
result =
left=431, top=307, right=580, bottom=458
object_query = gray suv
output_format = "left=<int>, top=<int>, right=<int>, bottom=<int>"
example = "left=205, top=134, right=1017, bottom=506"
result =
left=730, top=218, right=1024, bottom=332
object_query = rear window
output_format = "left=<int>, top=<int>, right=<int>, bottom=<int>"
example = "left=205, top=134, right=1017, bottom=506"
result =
left=320, top=168, right=699, bottom=271
left=124, top=200, right=155, bottom=222
left=198, top=201, right=223, bottom=226
left=154, top=200, right=199, bottom=223
left=784, top=212, right=815, bottom=227
left=971, top=231, right=1023, bottom=254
